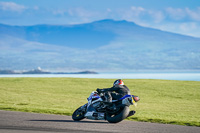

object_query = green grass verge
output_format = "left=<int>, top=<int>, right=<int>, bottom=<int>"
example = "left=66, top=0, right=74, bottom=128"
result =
left=0, top=78, right=199, bottom=126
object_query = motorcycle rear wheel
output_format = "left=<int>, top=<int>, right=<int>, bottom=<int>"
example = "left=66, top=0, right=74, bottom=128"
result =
left=72, top=106, right=85, bottom=121
left=106, top=106, right=129, bottom=123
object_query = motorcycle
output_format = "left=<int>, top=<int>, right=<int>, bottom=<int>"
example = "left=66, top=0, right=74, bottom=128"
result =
left=72, top=91, right=140, bottom=123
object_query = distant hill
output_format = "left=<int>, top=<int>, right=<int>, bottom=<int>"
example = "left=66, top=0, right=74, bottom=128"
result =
left=0, top=67, right=97, bottom=74
left=0, top=19, right=200, bottom=72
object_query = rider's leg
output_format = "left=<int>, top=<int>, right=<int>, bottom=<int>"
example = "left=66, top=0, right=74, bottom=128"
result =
left=104, top=92, right=112, bottom=102
left=104, top=92, right=118, bottom=110
left=111, top=93, right=123, bottom=100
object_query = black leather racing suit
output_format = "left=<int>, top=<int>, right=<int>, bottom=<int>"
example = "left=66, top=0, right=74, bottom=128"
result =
left=98, top=85, right=131, bottom=102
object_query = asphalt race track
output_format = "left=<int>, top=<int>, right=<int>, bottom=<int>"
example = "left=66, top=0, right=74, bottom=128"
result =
left=0, top=110, right=199, bottom=133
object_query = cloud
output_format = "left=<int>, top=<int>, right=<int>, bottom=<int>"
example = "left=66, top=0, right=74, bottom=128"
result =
left=53, top=9, right=65, bottom=16
left=119, top=6, right=165, bottom=24
left=120, top=6, right=145, bottom=19
left=165, top=7, right=200, bottom=21
left=130, top=6, right=145, bottom=16
left=113, top=6, right=200, bottom=37
left=68, top=8, right=97, bottom=18
left=150, top=22, right=200, bottom=38
left=67, top=8, right=100, bottom=23
left=0, top=2, right=26, bottom=12
left=185, top=7, right=200, bottom=21
left=165, top=7, right=186, bottom=20
left=179, top=22, right=198, bottom=32
left=33, top=6, right=39, bottom=10
left=107, top=8, right=112, bottom=12
left=148, top=10, right=165, bottom=23
left=119, top=6, right=200, bottom=26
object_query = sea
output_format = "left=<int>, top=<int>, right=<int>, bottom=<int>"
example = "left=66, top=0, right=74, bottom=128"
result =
left=0, top=73, right=200, bottom=81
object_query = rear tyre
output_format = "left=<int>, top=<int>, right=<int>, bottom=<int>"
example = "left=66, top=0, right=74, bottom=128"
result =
left=106, top=106, right=129, bottom=123
left=72, top=106, right=85, bottom=121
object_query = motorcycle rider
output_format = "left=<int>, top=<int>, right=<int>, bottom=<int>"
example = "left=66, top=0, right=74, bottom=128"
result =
left=96, top=79, right=131, bottom=108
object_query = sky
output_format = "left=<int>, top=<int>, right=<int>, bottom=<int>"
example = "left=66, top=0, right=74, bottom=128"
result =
left=0, top=0, right=200, bottom=37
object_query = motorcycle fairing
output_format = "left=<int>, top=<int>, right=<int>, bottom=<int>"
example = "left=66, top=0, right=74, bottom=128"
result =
left=119, top=95, right=135, bottom=100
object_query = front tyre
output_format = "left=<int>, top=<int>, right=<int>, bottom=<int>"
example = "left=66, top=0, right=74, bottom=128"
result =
left=72, top=106, right=85, bottom=121
left=106, top=106, right=129, bottom=123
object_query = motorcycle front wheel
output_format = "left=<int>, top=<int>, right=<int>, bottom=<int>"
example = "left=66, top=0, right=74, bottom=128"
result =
left=72, top=106, right=85, bottom=121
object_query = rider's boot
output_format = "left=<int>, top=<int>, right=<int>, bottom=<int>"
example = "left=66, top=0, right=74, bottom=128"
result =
left=127, top=110, right=136, bottom=118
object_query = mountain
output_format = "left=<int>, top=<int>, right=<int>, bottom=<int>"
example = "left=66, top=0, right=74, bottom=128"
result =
left=0, top=19, right=200, bottom=72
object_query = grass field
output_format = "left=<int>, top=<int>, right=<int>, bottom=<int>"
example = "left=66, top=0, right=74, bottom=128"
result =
left=0, top=78, right=199, bottom=126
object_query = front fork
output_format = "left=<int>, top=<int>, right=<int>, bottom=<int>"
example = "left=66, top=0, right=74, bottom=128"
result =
left=80, top=103, right=87, bottom=112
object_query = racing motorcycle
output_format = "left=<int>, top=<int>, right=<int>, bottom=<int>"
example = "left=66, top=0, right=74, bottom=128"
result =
left=72, top=91, right=140, bottom=123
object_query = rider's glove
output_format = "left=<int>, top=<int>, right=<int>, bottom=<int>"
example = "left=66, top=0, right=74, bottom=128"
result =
left=96, top=88, right=102, bottom=93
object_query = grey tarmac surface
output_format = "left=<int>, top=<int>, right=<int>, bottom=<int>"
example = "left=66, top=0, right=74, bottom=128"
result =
left=0, top=110, right=199, bottom=133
